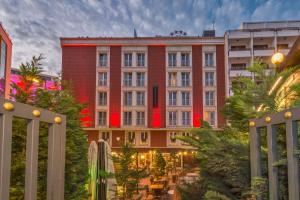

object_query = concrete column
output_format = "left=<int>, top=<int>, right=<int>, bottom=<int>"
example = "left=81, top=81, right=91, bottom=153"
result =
left=286, top=120, right=300, bottom=200
left=267, top=124, right=279, bottom=200
left=250, top=126, right=262, bottom=177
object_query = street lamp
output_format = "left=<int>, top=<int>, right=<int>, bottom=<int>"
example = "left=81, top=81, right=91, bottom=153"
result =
left=271, top=52, right=284, bottom=66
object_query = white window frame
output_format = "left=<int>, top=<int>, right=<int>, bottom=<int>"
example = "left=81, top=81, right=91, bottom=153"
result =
left=205, top=91, right=215, bottom=106
left=123, top=72, right=132, bottom=86
left=168, top=111, right=177, bottom=126
left=168, top=132, right=178, bottom=145
left=98, top=72, right=107, bottom=86
left=181, top=52, right=190, bottom=67
left=140, top=131, right=149, bottom=145
left=123, top=111, right=132, bottom=125
left=136, top=91, right=145, bottom=106
left=182, top=111, right=191, bottom=126
left=99, top=53, right=108, bottom=67
left=124, top=92, right=132, bottom=106
left=136, top=72, right=145, bottom=87
left=98, top=112, right=107, bottom=126
left=124, top=53, right=132, bottom=67
left=136, top=111, right=145, bottom=126
left=168, top=91, right=177, bottom=106
left=181, top=72, right=190, bottom=87
left=205, top=72, right=215, bottom=86
left=168, top=53, right=177, bottom=67
left=181, top=92, right=190, bottom=106
left=98, top=92, right=107, bottom=106
left=136, top=53, right=145, bottom=67
left=205, top=52, right=214, bottom=67
left=168, top=72, right=177, bottom=87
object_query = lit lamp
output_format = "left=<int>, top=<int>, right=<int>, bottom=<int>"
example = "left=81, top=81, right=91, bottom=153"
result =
left=271, top=52, right=284, bottom=66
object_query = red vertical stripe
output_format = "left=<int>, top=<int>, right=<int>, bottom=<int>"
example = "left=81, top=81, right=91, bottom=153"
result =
left=148, top=46, right=166, bottom=128
left=192, top=46, right=203, bottom=127
left=216, top=45, right=226, bottom=126
left=109, top=46, right=121, bottom=127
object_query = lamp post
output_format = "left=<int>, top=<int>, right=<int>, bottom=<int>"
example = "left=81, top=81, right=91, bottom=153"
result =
left=271, top=52, right=284, bottom=66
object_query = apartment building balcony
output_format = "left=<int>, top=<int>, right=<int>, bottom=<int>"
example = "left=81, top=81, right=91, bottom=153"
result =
left=278, top=48, right=290, bottom=56
left=227, top=31, right=251, bottom=39
left=229, top=49, right=251, bottom=58
left=254, top=47, right=274, bottom=57
left=229, top=69, right=252, bottom=77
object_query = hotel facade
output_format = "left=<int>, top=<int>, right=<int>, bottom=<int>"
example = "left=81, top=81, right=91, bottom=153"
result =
left=61, top=36, right=226, bottom=152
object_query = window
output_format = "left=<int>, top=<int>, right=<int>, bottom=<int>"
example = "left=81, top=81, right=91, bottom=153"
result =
left=231, top=45, right=246, bottom=50
left=205, top=53, right=214, bottom=67
left=253, top=44, right=268, bottom=50
left=98, top=92, right=107, bottom=106
left=204, top=111, right=215, bottom=126
left=136, top=72, right=145, bottom=86
left=123, top=72, right=132, bottom=86
left=181, top=53, right=190, bottom=66
left=169, top=132, right=177, bottom=144
left=124, top=92, right=132, bottom=106
left=99, top=53, right=107, bottom=67
left=98, top=72, right=107, bottom=86
left=205, top=91, right=215, bottom=106
left=124, top=53, right=132, bottom=67
left=136, top=91, right=145, bottom=106
left=205, top=72, right=214, bottom=86
left=181, top=72, right=190, bottom=86
left=98, top=112, right=107, bottom=126
left=181, top=92, right=190, bottom=106
left=136, top=111, right=145, bottom=125
left=231, top=63, right=247, bottom=70
left=137, top=53, right=145, bottom=67
left=101, top=131, right=110, bottom=141
left=123, top=112, right=132, bottom=125
left=0, top=40, right=7, bottom=96
left=277, top=44, right=289, bottom=49
left=182, top=111, right=191, bottom=125
left=168, top=72, right=177, bottom=86
left=127, top=132, right=135, bottom=143
left=168, top=53, right=176, bottom=67
left=140, top=131, right=148, bottom=144
left=153, top=86, right=158, bottom=108
left=168, top=111, right=177, bottom=125
left=182, top=132, right=190, bottom=137
left=169, top=91, right=177, bottom=106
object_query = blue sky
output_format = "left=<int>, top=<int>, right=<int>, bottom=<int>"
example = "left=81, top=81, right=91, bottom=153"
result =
left=1, top=0, right=300, bottom=74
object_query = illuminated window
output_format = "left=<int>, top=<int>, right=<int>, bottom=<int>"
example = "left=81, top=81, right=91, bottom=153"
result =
left=98, top=72, right=107, bottom=86
left=124, top=53, right=132, bottom=67
left=181, top=72, right=190, bottom=86
left=205, top=72, right=214, bottom=86
left=204, top=111, right=215, bottom=126
left=137, top=53, right=145, bottom=67
left=99, top=53, right=107, bottom=67
left=98, top=112, right=107, bottom=126
left=205, top=53, right=214, bottom=67
left=168, top=72, right=177, bottom=86
left=168, top=91, right=177, bottom=106
left=136, top=91, right=145, bottom=106
left=181, top=91, right=190, bottom=106
left=123, top=112, right=132, bottom=125
left=136, top=111, right=145, bottom=125
left=205, top=91, right=215, bottom=106
left=124, top=92, right=132, bottom=106
left=136, top=72, right=145, bottom=86
left=168, top=111, right=177, bottom=125
left=181, top=53, right=190, bottom=67
left=123, top=72, right=132, bottom=86
left=182, top=111, right=191, bottom=125
left=98, top=92, right=107, bottom=106
left=168, top=53, right=176, bottom=67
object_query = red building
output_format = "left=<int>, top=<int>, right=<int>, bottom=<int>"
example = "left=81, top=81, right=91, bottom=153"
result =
left=0, top=23, right=12, bottom=99
left=61, top=35, right=225, bottom=153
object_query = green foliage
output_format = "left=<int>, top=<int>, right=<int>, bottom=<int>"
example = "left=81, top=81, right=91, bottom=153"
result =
left=204, top=190, right=230, bottom=200
left=152, top=151, right=166, bottom=178
left=112, top=143, right=148, bottom=199
left=9, top=55, right=89, bottom=199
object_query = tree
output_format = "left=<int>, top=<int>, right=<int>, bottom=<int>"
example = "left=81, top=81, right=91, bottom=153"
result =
left=10, top=55, right=89, bottom=200
left=112, top=143, right=148, bottom=200
left=152, top=150, right=166, bottom=178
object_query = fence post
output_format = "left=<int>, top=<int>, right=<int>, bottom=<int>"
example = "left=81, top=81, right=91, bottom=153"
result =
left=25, top=119, right=40, bottom=200
left=286, top=120, right=300, bottom=200
left=0, top=113, right=13, bottom=200
left=250, top=126, right=262, bottom=177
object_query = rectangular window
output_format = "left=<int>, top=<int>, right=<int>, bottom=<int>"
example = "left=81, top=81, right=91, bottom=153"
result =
left=231, top=63, right=247, bottom=70
left=98, top=72, right=107, bottom=86
left=140, top=131, right=148, bottom=144
left=181, top=72, right=190, bottom=87
left=182, top=111, right=191, bottom=125
left=169, top=132, right=177, bottom=144
left=123, top=72, right=132, bottom=86
left=98, top=112, right=107, bottom=126
left=136, top=111, right=145, bottom=125
left=168, top=53, right=177, bottom=67
left=205, top=53, right=214, bottom=67
left=0, top=40, right=7, bottom=97
left=205, top=72, right=214, bottom=86
left=137, top=53, right=145, bottom=67
left=101, top=131, right=110, bottom=141
left=99, top=53, right=107, bottom=67
left=204, top=111, right=215, bottom=126
left=153, top=86, right=158, bottom=108
left=181, top=53, right=190, bottom=66
left=136, top=72, right=145, bottom=87
left=124, top=92, right=132, bottom=106
left=181, top=91, right=190, bottom=106
left=123, top=112, right=132, bottom=125
left=127, top=132, right=135, bottom=143
left=98, top=92, right=107, bottom=106
left=205, top=91, right=215, bottom=106
left=168, top=111, right=177, bottom=125
left=124, top=53, right=132, bottom=67
left=136, top=91, right=145, bottom=106
left=169, top=91, right=177, bottom=106
left=231, top=45, right=246, bottom=50
left=168, top=72, right=177, bottom=86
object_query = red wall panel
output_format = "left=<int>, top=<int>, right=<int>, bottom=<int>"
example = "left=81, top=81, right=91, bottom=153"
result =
left=148, top=46, right=166, bottom=128
left=216, top=45, right=226, bottom=126
left=61, top=46, right=96, bottom=127
left=192, top=46, right=202, bottom=127
left=109, top=46, right=121, bottom=127
left=150, top=131, right=167, bottom=147
left=111, top=130, right=125, bottom=147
